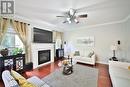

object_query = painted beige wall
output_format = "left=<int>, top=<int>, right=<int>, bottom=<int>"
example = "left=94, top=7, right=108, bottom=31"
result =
left=64, top=22, right=128, bottom=64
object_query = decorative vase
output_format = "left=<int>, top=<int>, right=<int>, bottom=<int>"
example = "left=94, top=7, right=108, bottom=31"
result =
left=0, top=48, right=8, bottom=57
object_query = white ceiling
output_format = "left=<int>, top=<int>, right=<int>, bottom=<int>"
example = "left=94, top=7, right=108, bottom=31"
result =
left=15, top=0, right=130, bottom=31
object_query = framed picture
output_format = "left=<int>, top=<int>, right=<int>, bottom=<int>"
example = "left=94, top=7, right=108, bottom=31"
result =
left=76, top=36, right=94, bottom=46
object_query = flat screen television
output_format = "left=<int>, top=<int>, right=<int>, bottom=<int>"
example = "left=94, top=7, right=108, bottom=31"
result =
left=33, top=27, right=53, bottom=43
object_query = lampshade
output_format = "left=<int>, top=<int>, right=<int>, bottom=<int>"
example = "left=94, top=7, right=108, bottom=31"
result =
left=110, top=45, right=118, bottom=50
left=64, top=43, right=75, bottom=58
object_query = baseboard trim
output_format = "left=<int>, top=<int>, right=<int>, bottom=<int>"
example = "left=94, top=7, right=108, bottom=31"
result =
left=96, top=61, right=108, bottom=65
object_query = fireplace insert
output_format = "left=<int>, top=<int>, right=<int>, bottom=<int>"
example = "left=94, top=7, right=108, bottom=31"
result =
left=38, top=50, right=51, bottom=65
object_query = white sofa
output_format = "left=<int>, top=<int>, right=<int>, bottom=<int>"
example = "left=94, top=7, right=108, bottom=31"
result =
left=109, top=61, right=130, bottom=87
left=74, top=51, right=96, bottom=65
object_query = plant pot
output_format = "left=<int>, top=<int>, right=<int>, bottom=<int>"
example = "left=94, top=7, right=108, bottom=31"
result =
left=0, top=48, right=8, bottom=57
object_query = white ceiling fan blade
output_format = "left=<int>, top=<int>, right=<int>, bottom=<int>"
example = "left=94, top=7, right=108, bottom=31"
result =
left=63, top=20, right=68, bottom=23
left=56, top=16, right=66, bottom=17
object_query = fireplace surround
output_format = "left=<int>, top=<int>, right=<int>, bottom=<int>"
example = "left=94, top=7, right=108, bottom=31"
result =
left=31, top=43, right=54, bottom=68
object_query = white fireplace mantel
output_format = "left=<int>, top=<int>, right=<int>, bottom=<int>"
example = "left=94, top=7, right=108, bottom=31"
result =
left=31, top=43, right=54, bottom=68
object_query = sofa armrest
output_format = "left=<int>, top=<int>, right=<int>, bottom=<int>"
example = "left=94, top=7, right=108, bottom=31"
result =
left=109, top=61, right=130, bottom=69
left=91, top=54, right=95, bottom=59
left=2, top=70, right=19, bottom=87
left=91, top=54, right=96, bottom=64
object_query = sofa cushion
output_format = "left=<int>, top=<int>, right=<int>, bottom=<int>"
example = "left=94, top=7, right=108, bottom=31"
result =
left=11, top=70, right=25, bottom=80
left=109, top=64, right=130, bottom=87
left=79, top=49, right=94, bottom=57
left=114, top=76, right=130, bottom=87
left=110, top=66, right=130, bottom=79
left=11, top=70, right=35, bottom=87
left=2, top=70, right=19, bottom=87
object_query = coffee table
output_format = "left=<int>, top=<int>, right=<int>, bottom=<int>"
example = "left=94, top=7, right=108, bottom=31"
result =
left=62, top=57, right=73, bottom=75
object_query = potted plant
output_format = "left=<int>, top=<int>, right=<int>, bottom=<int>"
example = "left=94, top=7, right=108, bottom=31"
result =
left=12, top=48, right=23, bottom=55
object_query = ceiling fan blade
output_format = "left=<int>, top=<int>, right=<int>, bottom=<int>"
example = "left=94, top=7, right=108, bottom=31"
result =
left=63, top=21, right=67, bottom=23
left=78, top=14, right=88, bottom=18
left=76, top=21, right=79, bottom=24
left=56, top=16, right=66, bottom=17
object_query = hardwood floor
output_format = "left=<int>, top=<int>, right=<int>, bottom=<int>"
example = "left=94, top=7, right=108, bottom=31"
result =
left=0, top=60, right=112, bottom=87
left=96, top=64, right=112, bottom=87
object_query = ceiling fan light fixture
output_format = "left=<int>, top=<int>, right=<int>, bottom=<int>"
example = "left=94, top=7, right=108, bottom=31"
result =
left=69, top=8, right=74, bottom=15
left=68, top=20, right=72, bottom=24
left=74, top=19, right=78, bottom=23
left=56, top=8, right=88, bottom=24
left=67, top=18, right=70, bottom=21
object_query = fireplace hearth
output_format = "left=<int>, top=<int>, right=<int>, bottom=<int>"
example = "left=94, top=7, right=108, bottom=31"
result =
left=38, top=50, right=51, bottom=65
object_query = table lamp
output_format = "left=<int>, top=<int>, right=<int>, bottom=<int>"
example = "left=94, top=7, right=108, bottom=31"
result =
left=110, top=45, right=118, bottom=60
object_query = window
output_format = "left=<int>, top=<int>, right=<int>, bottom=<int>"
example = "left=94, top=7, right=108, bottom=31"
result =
left=1, top=26, right=24, bottom=54
left=55, top=39, right=62, bottom=49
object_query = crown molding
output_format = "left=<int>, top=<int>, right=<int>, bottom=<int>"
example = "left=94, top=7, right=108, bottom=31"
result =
left=14, top=15, right=64, bottom=32
left=65, top=14, right=130, bottom=31
left=123, top=14, right=130, bottom=22
left=14, top=14, right=130, bottom=32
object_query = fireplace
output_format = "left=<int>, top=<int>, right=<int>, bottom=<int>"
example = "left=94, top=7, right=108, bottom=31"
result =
left=38, top=50, right=51, bottom=65
left=31, top=43, right=54, bottom=68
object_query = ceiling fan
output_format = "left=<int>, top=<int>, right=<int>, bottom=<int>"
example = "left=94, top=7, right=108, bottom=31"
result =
left=56, top=8, right=88, bottom=24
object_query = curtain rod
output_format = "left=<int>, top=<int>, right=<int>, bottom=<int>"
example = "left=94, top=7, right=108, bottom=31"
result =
left=3, top=17, right=30, bottom=25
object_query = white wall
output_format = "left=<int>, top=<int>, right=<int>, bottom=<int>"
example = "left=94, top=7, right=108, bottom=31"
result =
left=126, top=18, right=130, bottom=61
left=64, top=22, right=128, bottom=64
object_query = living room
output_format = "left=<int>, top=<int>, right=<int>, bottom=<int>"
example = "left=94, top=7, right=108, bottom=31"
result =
left=0, top=0, right=130, bottom=87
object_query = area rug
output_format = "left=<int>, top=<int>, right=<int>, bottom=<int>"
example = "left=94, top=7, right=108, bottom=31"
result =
left=42, top=64, right=98, bottom=87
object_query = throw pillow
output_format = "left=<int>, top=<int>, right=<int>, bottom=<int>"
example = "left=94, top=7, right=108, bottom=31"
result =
left=11, top=70, right=36, bottom=87
left=74, top=51, right=80, bottom=56
left=88, top=51, right=94, bottom=58
left=11, top=70, right=25, bottom=80
left=128, top=66, right=130, bottom=70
